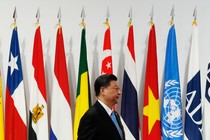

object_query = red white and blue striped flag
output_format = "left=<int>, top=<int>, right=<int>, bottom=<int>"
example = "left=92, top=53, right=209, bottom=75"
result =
left=121, top=25, right=139, bottom=140
left=5, top=28, right=27, bottom=140
left=50, top=27, right=73, bottom=140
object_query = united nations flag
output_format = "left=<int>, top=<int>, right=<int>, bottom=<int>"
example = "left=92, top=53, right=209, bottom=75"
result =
left=161, top=25, right=183, bottom=140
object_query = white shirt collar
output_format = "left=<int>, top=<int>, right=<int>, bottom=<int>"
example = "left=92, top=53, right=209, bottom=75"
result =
left=98, top=99, right=113, bottom=116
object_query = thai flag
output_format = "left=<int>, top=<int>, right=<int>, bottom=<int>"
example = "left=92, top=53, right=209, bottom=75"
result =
left=5, top=28, right=27, bottom=140
left=121, top=25, right=139, bottom=140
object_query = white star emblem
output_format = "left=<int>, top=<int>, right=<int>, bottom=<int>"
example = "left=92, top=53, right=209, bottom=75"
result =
left=106, top=62, right=111, bottom=69
left=8, top=53, right=19, bottom=75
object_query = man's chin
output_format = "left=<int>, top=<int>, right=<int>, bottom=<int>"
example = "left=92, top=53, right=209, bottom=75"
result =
left=114, top=100, right=119, bottom=105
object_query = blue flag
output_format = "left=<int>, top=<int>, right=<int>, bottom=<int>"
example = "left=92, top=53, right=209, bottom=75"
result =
left=184, top=24, right=202, bottom=140
left=161, top=25, right=183, bottom=140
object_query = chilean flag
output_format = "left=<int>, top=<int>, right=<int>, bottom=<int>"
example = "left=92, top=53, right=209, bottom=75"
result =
left=121, top=25, right=139, bottom=140
left=5, top=28, right=27, bottom=140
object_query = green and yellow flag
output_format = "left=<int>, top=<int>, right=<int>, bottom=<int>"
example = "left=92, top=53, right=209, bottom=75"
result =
left=0, top=72, right=4, bottom=140
left=74, top=28, right=91, bottom=140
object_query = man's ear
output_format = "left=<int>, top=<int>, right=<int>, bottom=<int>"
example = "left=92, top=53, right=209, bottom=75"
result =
left=100, top=87, right=105, bottom=96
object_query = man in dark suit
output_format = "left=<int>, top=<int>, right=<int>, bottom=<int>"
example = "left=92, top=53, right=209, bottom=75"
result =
left=78, top=74, right=125, bottom=140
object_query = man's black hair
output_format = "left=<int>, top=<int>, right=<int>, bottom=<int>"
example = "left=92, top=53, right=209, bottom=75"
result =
left=94, top=74, right=117, bottom=96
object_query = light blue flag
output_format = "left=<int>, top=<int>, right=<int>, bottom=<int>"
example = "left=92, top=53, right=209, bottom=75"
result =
left=161, top=25, right=183, bottom=140
left=184, top=23, right=202, bottom=140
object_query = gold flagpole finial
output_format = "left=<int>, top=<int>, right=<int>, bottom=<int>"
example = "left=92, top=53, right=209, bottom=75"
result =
left=35, top=8, right=40, bottom=28
left=56, top=7, right=62, bottom=28
left=11, top=7, right=17, bottom=29
left=103, top=6, right=110, bottom=28
left=80, top=6, right=86, bottom=28
left=128, top=7, right=132, bottom=27
left=149, top=5, right=154, bottom=26
left=169, top=5, right=175, bottom=26
left=192, top=6, right=197, bottom=26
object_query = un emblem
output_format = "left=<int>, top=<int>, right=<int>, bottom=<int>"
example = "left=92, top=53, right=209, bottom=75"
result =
left=162, top=80, right=183, bottom=138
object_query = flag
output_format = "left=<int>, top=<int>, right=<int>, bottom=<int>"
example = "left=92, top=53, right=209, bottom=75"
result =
left=184, top=22, right=202, bottom=140
left=101, top=25, right=114, bottom=109
left=101, top=27, right=113, bottom=74
left=74, top=28, right=91, bottom=140
left=102, top=24, right=135, bottom=139
left=143, top=25, right=161, bottom=140
left=161, top=25, right=183, bottom=140
left=5, top=28, right=27, bottom=140
left=50, top=27, right=73, bottom=140
left=121, top=25, right=139, bottom=140
left=0, top=71, right=4, bottom=140
left=29, top=26, right=49, bottom=140
left=204, top=59, right=210, bottom=140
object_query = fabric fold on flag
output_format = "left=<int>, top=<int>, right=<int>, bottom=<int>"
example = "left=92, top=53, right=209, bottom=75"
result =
left=50, top=27, right=73, bottom=140
left=5, top=28, right=27, bottom=140
left=161, top=25, right=183, bottom=140
left=143, top=25, right=161, bottom=140
left=29, top=26, right=49, bottom=140
left=121, top=25, right=139, bottom=140
left=74, top=28, right=91, bottom=140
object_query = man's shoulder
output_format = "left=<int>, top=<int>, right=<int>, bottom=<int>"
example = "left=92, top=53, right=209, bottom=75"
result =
left=82, top=101, right=101, bottom=119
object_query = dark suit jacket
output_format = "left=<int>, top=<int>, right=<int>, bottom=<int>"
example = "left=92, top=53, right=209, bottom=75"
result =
left=78, top=101, right=125, bottom=140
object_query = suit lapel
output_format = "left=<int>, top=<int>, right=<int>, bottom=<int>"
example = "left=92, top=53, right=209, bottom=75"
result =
left=94, top=101, right=123, bottom=137
left=94, top=101, right=115, bottom=125
left=94, top=101, right=124, bottom=139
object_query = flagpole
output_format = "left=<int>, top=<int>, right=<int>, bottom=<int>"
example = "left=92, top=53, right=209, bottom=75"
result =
left=56, top=7, right=62, bottom=29
left=103, top=7, right=110, bottom=28
left=149, top=6, right=154, bottom=26
left=193, top=6, right=197, bottom=26
left=169, top=5, right=175, bottom=26
left=35, top=8, right=40, bottom=28
left=128, top=7, right=132, bottom=27
left=80, top=6, right=86, bottom=28
left=11, top=7, right=17, bottom=29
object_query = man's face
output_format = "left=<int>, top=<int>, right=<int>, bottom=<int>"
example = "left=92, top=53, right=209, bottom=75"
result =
left=102, top=80, right=121, bottom=106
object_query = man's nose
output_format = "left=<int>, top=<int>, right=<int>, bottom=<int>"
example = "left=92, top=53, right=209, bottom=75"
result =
left=118, top=89, right=121, bottom=95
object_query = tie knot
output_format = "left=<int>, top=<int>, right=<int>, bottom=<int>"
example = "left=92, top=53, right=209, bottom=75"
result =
left=111, top=111, right=115, bottom=116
